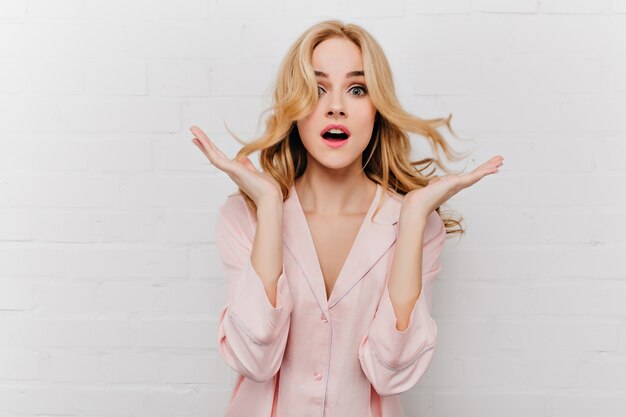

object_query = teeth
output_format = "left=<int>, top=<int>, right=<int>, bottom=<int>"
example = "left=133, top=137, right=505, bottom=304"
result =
left=328, top=128, right=345, bottom=134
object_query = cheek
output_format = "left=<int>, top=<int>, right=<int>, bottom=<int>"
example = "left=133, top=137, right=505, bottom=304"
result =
left=353, top=100, right=376, bottom=119
left=354, top=105, right=377, bottom=131
left=297, top=119, right=313, bottom=138
left=297, top=112, right=322, bottom=140
left=296, top=121, right=319, bottom=150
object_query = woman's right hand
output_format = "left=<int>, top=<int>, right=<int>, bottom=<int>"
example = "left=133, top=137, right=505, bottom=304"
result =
left=189, top=125, right=283, bottom=206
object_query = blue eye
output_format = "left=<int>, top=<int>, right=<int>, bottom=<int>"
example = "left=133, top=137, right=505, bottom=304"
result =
left=350, top=85, right=367, bottom=96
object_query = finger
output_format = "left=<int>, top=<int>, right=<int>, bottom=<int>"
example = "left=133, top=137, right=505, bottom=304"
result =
left=476, top=156, right=503, bottom=174
left=190, top=135, right=254, bottom=180
left=190, top=126, right=216, bottom=155
left=479, top=162, right=501, bottom=176
left=192, top=137, right=213, bottom=162
left=191, top=135, right=234, bottom=173
left=490, top=156, right=504, bottom=169
left=189, top=126, right=269, bottom=188
left=209, top=140, right=229, bottom=160
left=478, top=156, right=502, bottom=170
left=447, top=156, right=502, bottom=193
left=190, top=126, right=229, bottom=160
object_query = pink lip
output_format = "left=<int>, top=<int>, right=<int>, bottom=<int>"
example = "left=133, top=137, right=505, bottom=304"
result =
left=320, top=124, right=351, bottom=137
left=322, top=137, right=349, bottom=148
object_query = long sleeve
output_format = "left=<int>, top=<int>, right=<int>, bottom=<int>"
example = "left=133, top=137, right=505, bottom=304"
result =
left=358, top=211, right=446, bottom=397
left=215, top=196, right=294, bottom=383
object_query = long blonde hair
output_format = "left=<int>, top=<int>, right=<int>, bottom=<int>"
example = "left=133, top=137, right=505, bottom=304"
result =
left=226, top=20, right=469, bottom=236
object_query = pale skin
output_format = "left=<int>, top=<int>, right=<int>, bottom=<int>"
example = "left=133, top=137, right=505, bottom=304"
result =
left=190, top=36, right=504, bottom=331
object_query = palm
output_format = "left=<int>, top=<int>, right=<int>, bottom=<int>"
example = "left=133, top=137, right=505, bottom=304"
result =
left=405, top=155, right=504, bottom=216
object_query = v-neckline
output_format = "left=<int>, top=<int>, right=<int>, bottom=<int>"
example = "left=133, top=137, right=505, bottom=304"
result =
left=292, top=182, right=381, bottom=302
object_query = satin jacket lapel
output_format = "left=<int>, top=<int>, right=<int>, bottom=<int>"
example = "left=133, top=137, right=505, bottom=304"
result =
left=283, top=183, right=403, bottom=315
left=283, top=185, right=329, bottom=315
left=327, top=186, right=400, bottom=308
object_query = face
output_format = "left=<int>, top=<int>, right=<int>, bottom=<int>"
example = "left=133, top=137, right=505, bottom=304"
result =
left=296, top=37, right=377, bottom=172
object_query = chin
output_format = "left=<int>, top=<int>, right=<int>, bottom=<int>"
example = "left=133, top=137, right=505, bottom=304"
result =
left=310, top=153, right=361, bottom=170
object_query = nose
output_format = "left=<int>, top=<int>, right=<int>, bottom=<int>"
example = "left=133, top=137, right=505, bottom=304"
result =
left=326, top=108, right=345, bottom=118
left=326, top=93, right=346, bottom=119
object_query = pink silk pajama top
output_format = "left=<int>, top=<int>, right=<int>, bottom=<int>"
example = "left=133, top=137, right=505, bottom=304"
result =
left=216, top=182, right=446, bottom=417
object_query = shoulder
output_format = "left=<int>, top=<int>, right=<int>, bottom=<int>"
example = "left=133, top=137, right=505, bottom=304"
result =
left=380, top=186, right=444, bottom=238
left=381, top=184, right=403, bottom=202
left=219, top=191, right=247, bottom=215
left=217, top=192, right=255, bottom=237
left=425, top=210, right=446, bottom=245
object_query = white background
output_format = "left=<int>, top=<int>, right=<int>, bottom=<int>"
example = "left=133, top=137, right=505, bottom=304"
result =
left=1, top=0, right=625, bottom=416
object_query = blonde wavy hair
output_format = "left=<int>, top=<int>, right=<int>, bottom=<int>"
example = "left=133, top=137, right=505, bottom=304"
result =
left=226, top=20, right=470, bottom=236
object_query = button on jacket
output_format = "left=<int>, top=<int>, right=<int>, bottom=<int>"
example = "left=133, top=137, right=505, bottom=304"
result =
left=216, top=182, right=446, bottom=417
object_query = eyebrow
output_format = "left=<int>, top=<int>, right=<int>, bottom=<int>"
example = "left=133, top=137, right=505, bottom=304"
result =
left=314, top=70, right=365, bottom=78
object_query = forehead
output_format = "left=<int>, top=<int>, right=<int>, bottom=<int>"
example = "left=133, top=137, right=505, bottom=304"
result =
left=312, top=37, right=363, bottom=77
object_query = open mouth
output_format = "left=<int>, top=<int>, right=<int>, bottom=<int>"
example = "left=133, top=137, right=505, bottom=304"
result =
left=322, top=131, right=349, bottom=141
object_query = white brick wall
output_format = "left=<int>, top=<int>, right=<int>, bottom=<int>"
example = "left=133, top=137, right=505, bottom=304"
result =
left=0, top=0, right=624, bottom=416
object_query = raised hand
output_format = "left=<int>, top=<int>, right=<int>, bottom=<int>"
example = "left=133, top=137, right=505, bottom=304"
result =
left=403, top=155, right=504, bottom=218
left=190, top=125, right=283, bottom=206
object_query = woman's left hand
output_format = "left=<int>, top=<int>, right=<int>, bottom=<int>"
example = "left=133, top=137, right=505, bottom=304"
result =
left=403, top=155, right=504, bottom=219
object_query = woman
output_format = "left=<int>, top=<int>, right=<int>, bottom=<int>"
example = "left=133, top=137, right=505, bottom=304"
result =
left=191, top=20, right=503, bottom=417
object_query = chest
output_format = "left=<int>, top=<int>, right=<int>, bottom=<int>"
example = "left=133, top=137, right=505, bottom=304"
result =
left=304, top=213, right=366, bottom=301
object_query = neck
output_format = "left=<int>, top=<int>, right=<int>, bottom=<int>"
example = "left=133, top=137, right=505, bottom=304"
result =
left=294, top=174, right=377, bottom=216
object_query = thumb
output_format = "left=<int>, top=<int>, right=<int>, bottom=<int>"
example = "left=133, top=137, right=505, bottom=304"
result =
left=237, top=156, right=257, bottom=172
